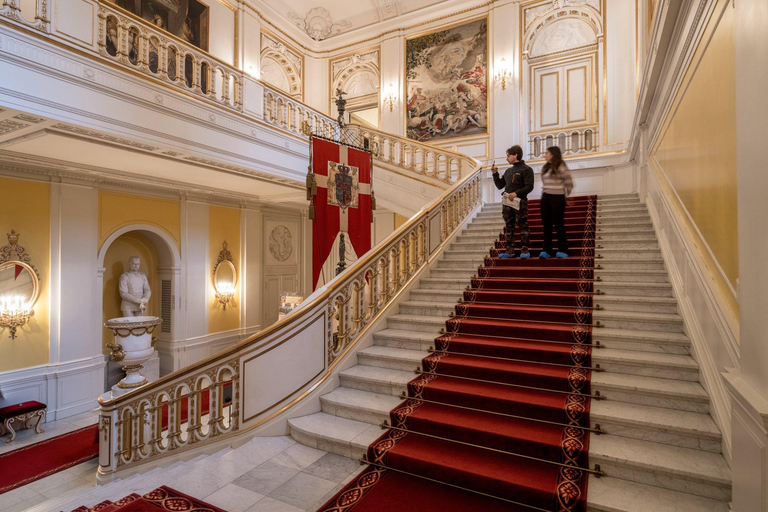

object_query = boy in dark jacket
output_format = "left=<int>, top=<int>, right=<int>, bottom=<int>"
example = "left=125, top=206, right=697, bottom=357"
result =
left=491, top=145, right=535, bottom=259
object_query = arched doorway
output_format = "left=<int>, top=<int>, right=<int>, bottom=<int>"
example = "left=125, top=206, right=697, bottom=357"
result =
left=98, top=225, right=182, bottom=385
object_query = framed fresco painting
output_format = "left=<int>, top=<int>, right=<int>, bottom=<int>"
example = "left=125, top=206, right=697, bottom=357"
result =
left=114, top=0, right=210, bottom=52
left=405, top=17, right=488, bottom=142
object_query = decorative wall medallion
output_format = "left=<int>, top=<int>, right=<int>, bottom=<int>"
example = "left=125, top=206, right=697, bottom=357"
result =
left=287, top=7, right=351, bottom=41
left=268, top=225, right=293, bottom=262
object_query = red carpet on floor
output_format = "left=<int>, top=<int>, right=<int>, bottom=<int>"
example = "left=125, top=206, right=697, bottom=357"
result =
left=319, top=196, right=597, bottom=512
left=0, top=384, right=231, bottom=495
left=64, top=486, right=227, bottom=512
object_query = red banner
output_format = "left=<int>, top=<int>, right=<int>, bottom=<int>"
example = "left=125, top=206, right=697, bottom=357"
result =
left=310, top=137, right=372, bottom=290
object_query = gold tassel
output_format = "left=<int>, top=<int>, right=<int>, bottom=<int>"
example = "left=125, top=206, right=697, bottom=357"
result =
left=306, top=173, right=317, bottom=201
left=308, top=203, right=315, bottom=220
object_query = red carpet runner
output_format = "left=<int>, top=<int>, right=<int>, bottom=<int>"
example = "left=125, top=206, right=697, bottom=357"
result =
left=319, top=196, right=598, bottom=512
left=0, top=384, right=232, bottom=495
left=65, top=486, right=227, bottom=512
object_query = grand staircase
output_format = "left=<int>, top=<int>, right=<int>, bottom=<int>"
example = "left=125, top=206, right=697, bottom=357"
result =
left=288, top=194, right=731, bottom=512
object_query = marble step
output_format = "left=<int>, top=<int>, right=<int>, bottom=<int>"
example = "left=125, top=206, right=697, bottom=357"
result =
left=316, top=380, right=723, bottom=468
left=595, top=280, right=674, bottom=297
left=597, top=248, right=662, bottom=260
left=406, top=289, right=679, bottom=315
left=589, top=435, right=730, bottom=500
left=399, top=300, right=458, bottom=317
left=595, top=269, right=668, bottom=283
left=597, top=218, right=653, bottom=227
left=358, top=341, right=700, bottom=383
left=595, top=295, right=678, bottom=314
left=595, top=258, right=666, bottom=271
left=473, top=211, right=649, bottom=222
left=592, top=372, right=709, bottom=414
left=593, top=310, right=684, bottom=333
left=593, top=327, right=691, bottom=355
left=418, top=277, right=477, bottom=290
left=288, top=412, right=382, bottom=460
left=588, top=477, right=729, bottom=512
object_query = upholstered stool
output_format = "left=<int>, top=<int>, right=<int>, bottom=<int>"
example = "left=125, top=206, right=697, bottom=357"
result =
left=0, top=401, right=46, bottom=443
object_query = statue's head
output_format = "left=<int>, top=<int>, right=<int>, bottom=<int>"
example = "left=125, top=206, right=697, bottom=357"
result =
left=128, top=256, right=141, bottom=272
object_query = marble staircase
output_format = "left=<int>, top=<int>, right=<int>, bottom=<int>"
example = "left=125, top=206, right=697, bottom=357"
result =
left=288, top=194, right=732, bottom=512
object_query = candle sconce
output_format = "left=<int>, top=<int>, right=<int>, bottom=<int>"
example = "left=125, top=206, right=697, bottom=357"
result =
left=0, top=231, right=41, bottom=339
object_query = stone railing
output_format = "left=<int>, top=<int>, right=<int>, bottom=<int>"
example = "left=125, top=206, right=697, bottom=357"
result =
left=529, top=125, right=599, bottom=159
left=0, top=0, right=49, bottom=33
left=356, top=126, right=464, bottom=185
left=97, top=157, right=482, bottom=478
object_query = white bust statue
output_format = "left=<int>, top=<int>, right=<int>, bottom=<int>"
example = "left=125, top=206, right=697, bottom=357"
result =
left=119, top=256, right=151, bottom=317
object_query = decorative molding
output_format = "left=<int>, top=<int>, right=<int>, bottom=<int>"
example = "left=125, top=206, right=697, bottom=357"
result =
left=12, top=113, right=45, bottom=124
left=524, top=0, right=601, bottom=30
left=260, top=31, right=303, bottom=99
left=268, top=225, right=293, bottom=262
left=330, top=48, right=380, bottom=104
left=0, top=118, right=29, bottom=136
left=287, top=7, right=352, bottom=41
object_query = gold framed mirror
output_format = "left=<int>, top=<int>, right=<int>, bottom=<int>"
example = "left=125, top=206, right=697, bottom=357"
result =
left=0, top=231, right=41, bottom=339
left=213, top=242, right=236, bottom=310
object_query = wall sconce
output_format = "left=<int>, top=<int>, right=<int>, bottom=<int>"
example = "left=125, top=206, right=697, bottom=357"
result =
left=383, top=83, right=396, bottom=112
left=0, top=296, right=33, bottom=340
left=495, top=58, right=512, bottom=91
left=213, top=242, right=237, bottom=310
left=0, top=231, right=41, bottom=339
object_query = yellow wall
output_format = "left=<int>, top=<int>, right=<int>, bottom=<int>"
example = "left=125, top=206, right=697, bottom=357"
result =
left=651, top=0, right=738, bottom=311
left=208, top=206, right=241, bottom=333
left=99, top=191, right=181, bottom=252
left=0, top=177, right=50, bottom=372
left=394, top=214, right=409, bottom=230
left=101, top=233, right=159, bottom=350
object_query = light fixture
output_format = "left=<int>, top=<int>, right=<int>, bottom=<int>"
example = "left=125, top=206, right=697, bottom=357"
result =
left=383, top=83, right=396, bottom=112
left=495, top=58, right=512, bottom=91
left=0, top=295, right=33, bottom=340
left=216, top=281, right=235, bottom=310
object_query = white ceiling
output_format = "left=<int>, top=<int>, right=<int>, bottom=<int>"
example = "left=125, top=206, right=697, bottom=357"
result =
left=0, top=108, right=306, bottom=205
left=266, top=0, right=449, bottom=41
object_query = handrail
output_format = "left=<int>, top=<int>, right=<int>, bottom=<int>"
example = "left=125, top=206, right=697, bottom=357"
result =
left=97, top=142, right=481, bottom=478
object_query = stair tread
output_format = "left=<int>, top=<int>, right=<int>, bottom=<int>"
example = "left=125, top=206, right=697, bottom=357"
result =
left=590, top=434, right=729, bottom=484
left=596, top=327, right=689, bottom=342
left=594, top=349, right=698, bottom=369
left=587, top=477, right=729, bottom=512
left=322, top=387, right=402, bottom=412
left=289, top=412, right=381, bottom=448
left=591, top=401, right=720, bottom=439
left=592, top=372, right=709, bottom=401
left=594, top=310, right=683, bottom=323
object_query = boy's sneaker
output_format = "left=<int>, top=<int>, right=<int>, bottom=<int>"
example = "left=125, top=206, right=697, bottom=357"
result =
left=520, top=251, right=531, bottom=259
left=539, top=251, right=551, bottom=259
left=499, top=252, right=516, bottom=259
left=556, top=252, right=569, bottom=258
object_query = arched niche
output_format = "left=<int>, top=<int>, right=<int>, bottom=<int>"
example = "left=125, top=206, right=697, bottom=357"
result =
left=333, top=63, right=381, bottom=124
left=98, top=224, right=182, bottom=379
left=260, top=52, right=301, bottom=99
left=530, top=17, right=598, bottom=58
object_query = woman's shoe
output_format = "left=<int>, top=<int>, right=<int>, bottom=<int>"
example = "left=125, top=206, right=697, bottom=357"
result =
left=539, top=251, right=551, bottom=259
left=499, top=252, right=516, bottom=259
left=556, top=252, right=569, bottom=258
left=520, top=251, right=531, bottom=259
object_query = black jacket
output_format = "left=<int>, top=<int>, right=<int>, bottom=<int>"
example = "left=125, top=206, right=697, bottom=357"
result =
left=493, top=161, right=535, bottom=200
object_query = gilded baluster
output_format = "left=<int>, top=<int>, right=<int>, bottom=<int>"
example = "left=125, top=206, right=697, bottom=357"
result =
left=222, top=71, right=231, bottom=106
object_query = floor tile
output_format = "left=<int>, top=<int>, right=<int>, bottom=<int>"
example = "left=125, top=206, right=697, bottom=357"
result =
left=303, top=453, right=361, bottom=483
left=267, top=472, right=337, bottom=510
left=203, top=483, right=264, bottom=512
left=270, top=443, right=326, bottom=471
left=233, top=461, right=299, bottom=495
left=243, top=496, right=304, bottom=512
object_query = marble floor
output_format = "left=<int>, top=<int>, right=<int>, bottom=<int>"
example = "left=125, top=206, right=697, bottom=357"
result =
left=0, top=430, right=363, bottom=512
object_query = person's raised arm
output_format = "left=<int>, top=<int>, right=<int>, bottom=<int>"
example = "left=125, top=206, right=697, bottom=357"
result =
left=491, top=163, right=506, bottom=190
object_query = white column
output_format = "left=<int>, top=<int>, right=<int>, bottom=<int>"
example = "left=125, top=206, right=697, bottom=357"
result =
left=490, top=2, right=520, bottom=162
left=182, top=201, right=209, bottom=367
left=728, top=1, right=768, bottom=510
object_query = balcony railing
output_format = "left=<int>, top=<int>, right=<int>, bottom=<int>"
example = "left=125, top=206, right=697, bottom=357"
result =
left=529, top=125, right=599, bottom=159
left=0, top=0, right=49, bottom=33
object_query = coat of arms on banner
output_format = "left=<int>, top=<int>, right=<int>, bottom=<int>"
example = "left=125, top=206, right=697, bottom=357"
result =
left=327, top=162, right=360, bottom=209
